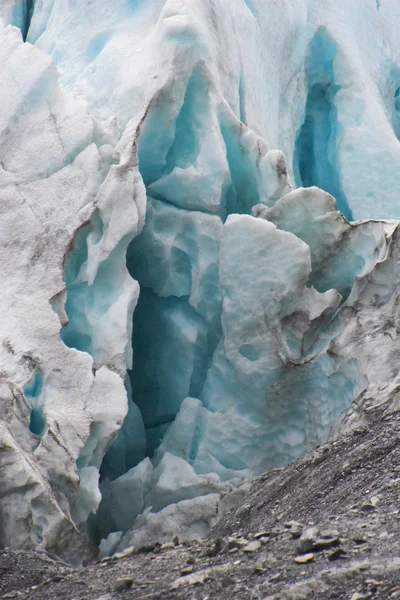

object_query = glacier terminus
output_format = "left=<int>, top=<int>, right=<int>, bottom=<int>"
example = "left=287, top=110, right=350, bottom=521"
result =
left=1, top=0, right=400, bottom=561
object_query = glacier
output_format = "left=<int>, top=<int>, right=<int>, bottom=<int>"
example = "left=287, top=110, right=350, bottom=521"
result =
left=1, top=0, right=400, bottom=562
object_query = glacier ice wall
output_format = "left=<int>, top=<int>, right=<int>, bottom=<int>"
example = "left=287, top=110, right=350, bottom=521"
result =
left=2, top=0, right=400, bottom=559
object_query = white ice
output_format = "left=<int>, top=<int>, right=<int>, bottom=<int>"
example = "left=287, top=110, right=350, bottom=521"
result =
left=2, top=0, right=400, bottom=559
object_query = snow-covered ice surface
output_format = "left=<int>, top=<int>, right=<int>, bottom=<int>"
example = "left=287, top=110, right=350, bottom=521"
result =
left=2, top=0, right=400, bottom=559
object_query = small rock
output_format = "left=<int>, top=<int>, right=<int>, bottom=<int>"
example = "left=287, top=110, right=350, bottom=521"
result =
left=181, top=567, right=194, bottom=575
left=360, top=503, right=377, bottom=512
left=172, top=535, right=180, bottom=546
left=297, top=527, right=319, bottom=554
left=172, top=570, right=210, bottom=588
left=206, top=538, right=224, bottom=557
left=294, top=553, right=314, bottom=564
left=284, top=521, right=302, bottom=529
left=138, top=543, right=157, bottom=553
left=114, top=578, right=133, bottom=591
left=254, top=565, right=267, bottom=574
left=254, top=555, right=268, bottom=570
left=284, top=521, right=303, bottom=538
left=224, top=537, right=246, bottom=552
left=313, top=536, right=340, bottom=550
left=379, top=531, right=388, bottom=540
left=350, top=593, right=366, bottom=600
left=113, top=546, right=136, bottom=560
left=160, top=542, right=175, bottom=551
left=353, top=536, right=367, bottom=545
left=254, top=531, right=271, bottom=539
left=320, top=529, right=339, bottom=539
left=172, top=566, right=229, bottom=589
left=236, top=504, right=252, bottom=517
left=328, top=548, right=348, bottom=561
left=243, top=541, right=262, bottom=553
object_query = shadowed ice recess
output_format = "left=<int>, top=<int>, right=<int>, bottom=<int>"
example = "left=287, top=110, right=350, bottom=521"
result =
left=4, top=0, right=400, bottom=559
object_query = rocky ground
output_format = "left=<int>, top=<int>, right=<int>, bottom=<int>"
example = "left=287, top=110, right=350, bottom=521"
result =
left=2, top=394, right=400, bottom=600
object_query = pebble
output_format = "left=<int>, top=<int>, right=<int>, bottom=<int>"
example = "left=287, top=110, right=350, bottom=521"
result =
left=227, top=537, right=247, bottom=547
left=254, top=531, right=271, bottom=539
left=114, top=577, right=133, bottom=591
left=312, top=536, right=340, bottom=550
left=294, top=553, right=314, bottom=564
left=320, top=529, right=339, bottom=538
left=254, top=565, right=267, bottom=574
left=206, top=538, right=224, bottom=557
left=297, top=526, right=340, bottom=553
left=112, top=547, right=136, bottom=560
left=297, top=527, right=319, bottom=553
left=284, top=521, right=303, bottom=538
left=160, top=543, right=175, bottom=551
left=243, top=541, right=262, bottom=553
left=172, top=570, right=210, bottom=588
left=284, top=521, right=302, bottom=530
left=360, top=502, right=377, bottom=512
left=328, top=548, right=347, bottom=561
left=353, top=536, right=367, bottom=545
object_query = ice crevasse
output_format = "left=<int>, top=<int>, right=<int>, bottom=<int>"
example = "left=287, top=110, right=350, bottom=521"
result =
left=1, top=0, right=400, bottom=560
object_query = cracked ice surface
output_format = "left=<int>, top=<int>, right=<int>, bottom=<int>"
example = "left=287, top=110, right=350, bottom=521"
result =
left=2, top=0, right=400, bottom=558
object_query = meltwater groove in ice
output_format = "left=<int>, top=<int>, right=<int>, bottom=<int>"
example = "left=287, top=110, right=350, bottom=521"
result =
left=293, top=29, right=353, bottom=221
left=23, top=368, right=47, bottom=437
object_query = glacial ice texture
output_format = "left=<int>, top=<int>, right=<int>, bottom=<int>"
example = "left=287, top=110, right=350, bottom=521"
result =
left=2, top=0, right=400, bottom=558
